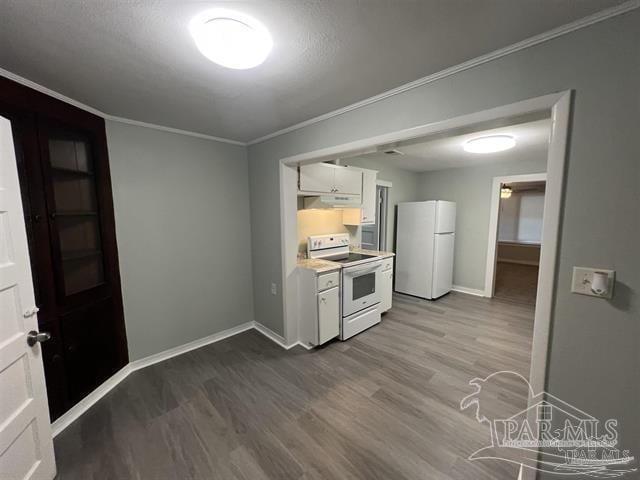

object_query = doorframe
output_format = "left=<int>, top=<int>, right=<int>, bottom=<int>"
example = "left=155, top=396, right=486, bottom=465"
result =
left=484, top=172, right=548, bottom=298
left=279, top=91, right=572, bottom=478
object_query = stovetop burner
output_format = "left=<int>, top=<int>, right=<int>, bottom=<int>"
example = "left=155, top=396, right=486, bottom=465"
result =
left=329, top=253, right=378, bottom=264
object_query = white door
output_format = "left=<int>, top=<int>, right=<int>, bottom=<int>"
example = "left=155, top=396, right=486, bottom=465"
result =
left=334, top=167, right=362, bottom=195
left=317, top=287, right=339, bottom=344
left=432, top=233, right=455, bottom=299
left=0, top=116, right=56, bottom=479
left=299, top=163, right=334, bottom=193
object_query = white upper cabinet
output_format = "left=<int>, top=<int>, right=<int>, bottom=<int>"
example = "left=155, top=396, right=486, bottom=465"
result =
left=334, top=167, right=362, bottom=195
left=360, top=168, right=377, bottom=224
left=299, top=163, right=335, bottom=193
left=299, top=163, right=362, bottom=195
left=342, top=167, right=378, bottom=225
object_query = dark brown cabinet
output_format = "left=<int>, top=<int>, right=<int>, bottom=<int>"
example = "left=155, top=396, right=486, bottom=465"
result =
left=1, top=77, right=128, bottom=420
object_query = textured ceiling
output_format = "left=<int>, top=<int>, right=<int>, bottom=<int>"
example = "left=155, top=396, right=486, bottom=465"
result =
left=348, top=119, right=551, bottom=172
left=0, top=0, right=626, bottom=143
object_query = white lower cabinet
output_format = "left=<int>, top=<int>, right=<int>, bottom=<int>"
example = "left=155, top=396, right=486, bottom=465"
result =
left=318, top=287, right=339, bottom=344
left=381, top=257, right=394, bottom=313
left=298, top=268, right=341, bottom=347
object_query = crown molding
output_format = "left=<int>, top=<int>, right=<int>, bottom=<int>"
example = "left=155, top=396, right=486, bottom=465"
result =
left=247, top=0, right=640, bottom=145
left=0, top=67, right=247, bottom=146
left=2, top=0, right=637, bottom=148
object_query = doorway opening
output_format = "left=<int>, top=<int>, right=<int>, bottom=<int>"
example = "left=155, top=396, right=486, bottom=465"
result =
left=494, top=180, right=546, bottom=305
left=280, top=92, right=571, bottom=480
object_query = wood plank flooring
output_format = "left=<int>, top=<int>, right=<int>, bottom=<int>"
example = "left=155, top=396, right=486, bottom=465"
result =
left=494, top=262, right=539, bottom=306
left=54, top=292, right=534, bottom=480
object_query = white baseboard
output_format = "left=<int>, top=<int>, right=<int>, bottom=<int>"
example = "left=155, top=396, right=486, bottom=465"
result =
left=51, top=364, right=133, bottom=437
left=129, top=321, right=255, bottom=371
left=253, top=321, right=300, bottom=350
left=452, top=285, right=486, bottom=297
left=51, top=321, right=254, bottom=437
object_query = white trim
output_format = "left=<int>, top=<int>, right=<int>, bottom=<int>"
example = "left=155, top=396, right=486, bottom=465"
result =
left=452, top=285, right=485, bottom=297
left=278, top=92, right=572, bottom=480
left=376, top=179, right=393, bottom=188
left=51, top=364, right=132, bottom=437
left=105, top=115, right=246, bottom=146
left=247, top=1, right=638, bottom=145
left=52, top=320, right=258, bottom=437
left=0, top=67, right=246, bottom=147
left=129, top=321, right=255, bottom=371
left=522, top=93, right=572, bottom=480
left=484, top=173, right=547, bottom=298
left=253, top=321, right=300, bottom=350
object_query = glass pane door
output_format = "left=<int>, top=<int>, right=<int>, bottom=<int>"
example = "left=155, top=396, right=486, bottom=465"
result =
left=47, top=132, right=104, bottom=296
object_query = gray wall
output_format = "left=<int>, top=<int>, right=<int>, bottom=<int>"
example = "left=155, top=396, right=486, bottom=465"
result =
left=107, top=121, right=254, bottom=361
left=248, top=10, right=639, bottom=460
left=417, top=156, right=546, bottom=291
left=341, top=156, right=421, bottom=251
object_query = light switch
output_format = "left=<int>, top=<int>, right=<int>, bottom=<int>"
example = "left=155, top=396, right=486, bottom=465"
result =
left=271, top=282, right=277, bottom=295
left=571, top=267, right=615, bottom=299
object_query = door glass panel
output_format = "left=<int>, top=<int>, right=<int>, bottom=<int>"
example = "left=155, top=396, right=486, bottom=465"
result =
left=353, top=272, right=376, bottom=300
left=48, top=135, right=104, bottom=295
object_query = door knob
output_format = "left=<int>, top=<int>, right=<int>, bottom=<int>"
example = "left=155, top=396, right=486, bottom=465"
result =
left=27, top=330, right=51, bottom=347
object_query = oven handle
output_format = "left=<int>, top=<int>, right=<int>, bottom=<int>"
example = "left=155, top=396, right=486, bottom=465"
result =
left=343, top=263, right=381, bottom=276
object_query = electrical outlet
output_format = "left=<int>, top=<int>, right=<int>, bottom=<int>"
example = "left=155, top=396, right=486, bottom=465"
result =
left=571, top=267, right=615, bottom=299
left=271, top=282, right=277, bottom=295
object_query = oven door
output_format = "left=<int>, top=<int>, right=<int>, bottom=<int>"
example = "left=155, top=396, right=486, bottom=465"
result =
left=342, top=260, right=383, bottom=317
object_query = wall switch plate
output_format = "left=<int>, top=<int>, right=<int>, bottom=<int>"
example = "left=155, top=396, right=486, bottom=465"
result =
left=571, top=267, right=615, bottom=299
left=271, top=282, right=277, bottom=295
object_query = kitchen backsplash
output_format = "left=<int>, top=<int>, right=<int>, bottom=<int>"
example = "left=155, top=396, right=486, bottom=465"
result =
left=296, top=208, right=360, bottom=255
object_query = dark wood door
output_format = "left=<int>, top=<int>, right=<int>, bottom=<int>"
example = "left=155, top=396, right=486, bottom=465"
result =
left=0, top=77, right=128, bottom=420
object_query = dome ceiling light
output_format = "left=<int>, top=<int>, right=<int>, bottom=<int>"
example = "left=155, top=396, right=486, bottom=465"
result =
left=464, top=135, right=516, bottom=154
left=189, top=9, right=273, bottom=69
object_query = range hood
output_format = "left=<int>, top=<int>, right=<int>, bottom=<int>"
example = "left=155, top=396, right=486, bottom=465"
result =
left=303, top=194, right=361, bottom=208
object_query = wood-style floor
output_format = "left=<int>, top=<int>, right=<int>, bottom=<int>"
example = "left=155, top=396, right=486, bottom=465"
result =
left=54, top=292, right=534, bottom=480
left=494, top=262, right=539, bottom=306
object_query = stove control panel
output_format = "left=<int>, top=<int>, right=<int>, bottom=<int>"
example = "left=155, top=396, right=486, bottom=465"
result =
left=308, top=233, right=350, bottom=252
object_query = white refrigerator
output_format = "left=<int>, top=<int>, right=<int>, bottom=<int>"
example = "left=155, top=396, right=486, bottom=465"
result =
left=395, top=201, right=456, bottom=300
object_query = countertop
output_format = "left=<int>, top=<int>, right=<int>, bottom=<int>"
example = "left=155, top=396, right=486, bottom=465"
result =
left=351, top=248, right=395, bottom=258
left=296, top=258, right=342, bottom=274
left=297, top=248, right=395, bottom=273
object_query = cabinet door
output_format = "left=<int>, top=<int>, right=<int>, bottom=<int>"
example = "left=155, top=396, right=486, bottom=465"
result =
left=299, top=163, right=334, bottom=193
left=318, top=286, right=339, bottom=344
left=334, top=167, right=362, bottom=195
left=360, top=169, right=377, bottom=224
left=381, top=268, right=393, bottom=313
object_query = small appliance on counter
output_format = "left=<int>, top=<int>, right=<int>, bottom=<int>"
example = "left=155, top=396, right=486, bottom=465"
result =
left=307, top=233, right=383, bottom=340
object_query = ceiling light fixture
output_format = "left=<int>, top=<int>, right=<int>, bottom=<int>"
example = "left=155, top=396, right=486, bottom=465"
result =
left=464, top=135, right=516, bottom=154
left=501, top=186, right=513, bottom=199
left=189, top=9, right=273, bottom=69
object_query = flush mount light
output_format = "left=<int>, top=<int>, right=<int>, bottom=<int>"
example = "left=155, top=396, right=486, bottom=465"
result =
left=189, top=9, right=272, bottom=69
left=464, top=135, right=516, bottom=154
left=501, top=186, right=513, bottom=199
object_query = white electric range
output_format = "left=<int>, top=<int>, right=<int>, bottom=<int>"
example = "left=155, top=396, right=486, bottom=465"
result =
left=307, top=233, right=383, bottom=340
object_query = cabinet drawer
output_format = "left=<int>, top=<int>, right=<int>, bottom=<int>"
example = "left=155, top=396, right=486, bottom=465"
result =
left=382, top=256, right=394, bottom=271
left=317, top=271, right=339, bottom=291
